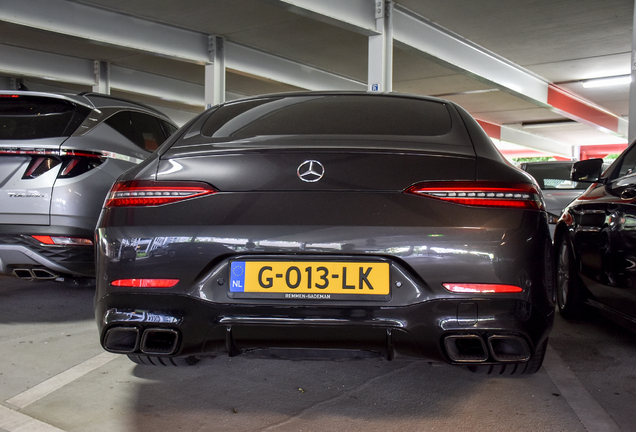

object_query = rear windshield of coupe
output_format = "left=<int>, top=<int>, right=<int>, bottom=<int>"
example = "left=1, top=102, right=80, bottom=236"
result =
left=200, top=95, right=452, bottom=138
left=0, top=95, right=90, bottom=140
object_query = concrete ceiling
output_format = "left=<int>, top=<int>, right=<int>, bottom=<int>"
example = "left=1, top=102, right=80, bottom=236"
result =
left=0, top=0, right=633, bottom=159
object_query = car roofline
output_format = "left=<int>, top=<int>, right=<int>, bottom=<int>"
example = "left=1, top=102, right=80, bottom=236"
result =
left=78, top=92, right=170, bottom=118
left=211, top=90, right=454, bottom=108
left=0, top=90, right=173, bottom=124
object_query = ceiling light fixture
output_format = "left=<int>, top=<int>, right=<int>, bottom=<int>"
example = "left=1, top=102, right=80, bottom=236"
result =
left=582, top=75, right=631, bottom=88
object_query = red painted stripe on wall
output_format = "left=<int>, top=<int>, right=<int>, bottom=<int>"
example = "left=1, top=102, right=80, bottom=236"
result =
left=547, top=85, right=619, bottom=133
left=476, top=119, right=501, bottom=140
left=579, top=143, right=627, bottom=159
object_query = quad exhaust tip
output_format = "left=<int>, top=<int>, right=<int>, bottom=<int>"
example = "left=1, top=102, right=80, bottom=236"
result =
left=102, top=327, right=179, bottom=355
left=444, top=334, right=531, bottom=363
left=140, top=328, right=179, bottom=355
left=444, top=334, right=488, bottom=362
left=103, top=327, right=140, bottom=353
left=487, top=335, right=531, bottom=362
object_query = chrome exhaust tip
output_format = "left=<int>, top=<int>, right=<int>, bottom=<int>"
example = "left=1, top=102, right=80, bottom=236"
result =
left=13, top=268, right=34, bottom=279
left=31, top=268, right=58, bottom=279
left=12, top=268, right=59, bottom=280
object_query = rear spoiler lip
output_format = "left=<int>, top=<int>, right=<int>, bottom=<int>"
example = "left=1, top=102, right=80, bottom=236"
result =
left=0, top=90, right=95, bottom=110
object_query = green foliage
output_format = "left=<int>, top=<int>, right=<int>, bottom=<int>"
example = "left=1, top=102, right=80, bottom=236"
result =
left=603, top=154, right=619, bottom=162
left=511, top=156, right=557, bottom=163
left=511, top=153, right=620, bottom=165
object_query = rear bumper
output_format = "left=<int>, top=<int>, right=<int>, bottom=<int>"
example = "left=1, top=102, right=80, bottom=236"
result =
left=0, top=227, right=95, bottom=277
left=96, top=293, right=553, bottom=365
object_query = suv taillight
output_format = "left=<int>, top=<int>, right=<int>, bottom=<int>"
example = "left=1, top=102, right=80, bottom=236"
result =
left=405, top=181, right=544, bottom=210
left=0, top=148, right=105, bottom=179
left=105, top=180, right=217, bottom=207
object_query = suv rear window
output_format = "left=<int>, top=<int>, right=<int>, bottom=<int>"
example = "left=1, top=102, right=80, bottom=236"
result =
left=200, top=95, right=452, bottom=138
left=523, top=163, right=588, bottom=190
left=105, top=111, right=172, bottom=152
left=0, top=95, right=90, bottom=140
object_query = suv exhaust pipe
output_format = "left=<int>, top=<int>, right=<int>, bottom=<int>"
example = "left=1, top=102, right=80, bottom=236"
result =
left=13, top=268, right=59, bottom=280
left=13, top=269, right=34, bottom=279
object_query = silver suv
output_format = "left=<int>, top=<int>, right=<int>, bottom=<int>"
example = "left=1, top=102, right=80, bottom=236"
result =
left=0, top=91, right=177, bottom=284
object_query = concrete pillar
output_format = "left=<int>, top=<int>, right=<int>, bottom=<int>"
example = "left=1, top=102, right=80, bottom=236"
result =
left=368, top=0, right=393, bottom=92
left=205, top=35, right=226, bottom=109
left=92, top=61, right=110, bottom=94
left=629, top=0, right=636, bottom=142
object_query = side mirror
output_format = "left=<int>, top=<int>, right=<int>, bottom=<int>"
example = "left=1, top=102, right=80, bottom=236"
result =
left=572, top=158, right=604, bottom=183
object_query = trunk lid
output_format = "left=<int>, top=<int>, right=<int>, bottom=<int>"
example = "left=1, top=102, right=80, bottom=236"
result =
left=157, top=137, right=477, bottom=192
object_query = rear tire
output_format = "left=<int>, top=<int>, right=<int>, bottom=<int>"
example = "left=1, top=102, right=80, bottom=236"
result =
left=127, top=354, right=200, bottom=366
left=556, top=236, right=586, bottom=319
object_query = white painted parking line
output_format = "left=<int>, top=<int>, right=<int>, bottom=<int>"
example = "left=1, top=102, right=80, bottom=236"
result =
left=0, top=405, right=65, bottom=432
left=6, top=352, right=118, bottom=409
left=544, top=345, right=622, bottom=432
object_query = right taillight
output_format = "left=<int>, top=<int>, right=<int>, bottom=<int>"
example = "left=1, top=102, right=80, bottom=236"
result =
left=405, top=181, right=544, bottom=210
left=105, top=180, right=217, bottom=207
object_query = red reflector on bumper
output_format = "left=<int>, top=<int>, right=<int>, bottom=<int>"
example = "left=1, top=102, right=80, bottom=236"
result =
left=31, top=235, right=93, bottom=246
left=443, top=283, right=523, bottom=293
left=31, top=235, right=55, bottom=245
left=110, top=279, right=179, bottom=288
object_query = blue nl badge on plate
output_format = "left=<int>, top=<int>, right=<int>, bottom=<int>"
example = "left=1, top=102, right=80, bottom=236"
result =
left=230, top=261, right=246, bottom=292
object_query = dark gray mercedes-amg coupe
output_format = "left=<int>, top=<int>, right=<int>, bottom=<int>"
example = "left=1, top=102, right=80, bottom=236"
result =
left=95, top=92, right=555, bottom=374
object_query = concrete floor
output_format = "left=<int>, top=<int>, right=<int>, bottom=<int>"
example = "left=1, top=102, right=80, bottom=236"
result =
left=0, top=275, right=634, bottom=432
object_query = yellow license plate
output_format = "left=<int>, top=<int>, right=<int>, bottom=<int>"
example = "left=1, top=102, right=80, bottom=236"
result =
left=229, top=260, right=389, bottom=296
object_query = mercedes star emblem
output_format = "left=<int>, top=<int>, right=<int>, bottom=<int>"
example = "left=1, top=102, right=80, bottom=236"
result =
left=297, top=160, right=325, bottom=183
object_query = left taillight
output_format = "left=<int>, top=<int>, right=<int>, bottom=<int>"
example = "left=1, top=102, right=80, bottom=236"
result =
left=405, top=181, right=544, bottom=210
left=0, top=147, right=104, bottom=179
left=105, top=180, right=217, bottom=208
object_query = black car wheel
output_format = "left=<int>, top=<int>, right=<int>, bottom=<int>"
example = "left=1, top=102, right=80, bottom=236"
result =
left=467, top=338, right=548, bottom=375
left=127, top=354, right=201, bottom=367
left=556, top=236, right=585, bottom=319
